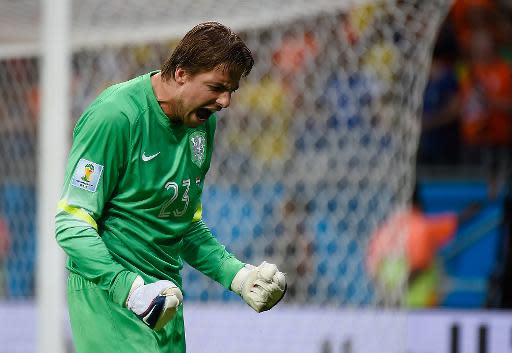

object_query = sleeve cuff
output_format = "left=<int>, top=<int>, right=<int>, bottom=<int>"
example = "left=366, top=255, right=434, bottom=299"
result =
left=218, top=256, right=245, bottom=289
left=110, top=271, right=139, bottom=306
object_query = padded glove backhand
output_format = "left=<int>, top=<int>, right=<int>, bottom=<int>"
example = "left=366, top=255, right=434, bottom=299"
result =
left=126, top=276, right=183, bottom=330
left=231, top=261, right=287, bottom=312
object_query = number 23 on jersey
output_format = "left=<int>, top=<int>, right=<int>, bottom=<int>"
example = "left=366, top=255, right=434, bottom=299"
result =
left=158, top=179, right=191, bottom=218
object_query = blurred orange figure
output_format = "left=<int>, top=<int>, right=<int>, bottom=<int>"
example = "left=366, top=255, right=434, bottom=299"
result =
left=366, top=188, right=460, bottom=307
left=451, top=0, right=495, bottom=55
left=366, top=184, right=484, bottom=307
left=0, top=218, right=9, bottom=260
left=0, top=217, right=10, bottom=296
left=367, top=206, right=457, bottom=278
left=459, top=29, right=512, bottom=146
left=272, top=31, right=318, bottom=76
left=272, top=30, right=318, bottom=94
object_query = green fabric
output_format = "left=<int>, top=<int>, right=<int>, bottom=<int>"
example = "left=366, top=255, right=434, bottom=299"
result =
left=500, top=47, right=512, bottom=66
left=406, top=264, right=440, bottom=308
left=377, top=256, right=408, bottom=291
left=67, top=273, right=185, bottom=353
left=55, top=71, right=240, bottom=290
left=56, top=226, right=137, bottom=306
left=181, top=220, right=245, bottom=288
left=55, top=71, right=245, bottom=349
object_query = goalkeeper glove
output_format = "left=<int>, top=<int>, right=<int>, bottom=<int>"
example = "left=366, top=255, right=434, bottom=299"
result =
left=126, top=276, right=183, bottom=330
left=231, top=261, right=287, bottom=312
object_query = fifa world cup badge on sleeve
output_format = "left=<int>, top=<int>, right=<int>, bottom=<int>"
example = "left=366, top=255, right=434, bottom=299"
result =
left=71, top=158, right=104, bottom=192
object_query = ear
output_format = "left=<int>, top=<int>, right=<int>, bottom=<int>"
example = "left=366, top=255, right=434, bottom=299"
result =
left=174, top=67, right=188, bottom=85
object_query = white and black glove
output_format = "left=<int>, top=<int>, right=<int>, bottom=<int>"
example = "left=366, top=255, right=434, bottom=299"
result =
left=126, top=276, right=183, bottom=330
left=231, top=261, right=287, bottom=312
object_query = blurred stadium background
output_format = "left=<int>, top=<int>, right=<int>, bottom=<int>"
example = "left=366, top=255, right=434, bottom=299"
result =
left=1, top=0, right=511, bottom=352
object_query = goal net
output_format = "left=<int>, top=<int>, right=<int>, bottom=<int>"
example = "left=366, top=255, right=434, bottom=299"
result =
left=0, top=0, right=451, bottom=349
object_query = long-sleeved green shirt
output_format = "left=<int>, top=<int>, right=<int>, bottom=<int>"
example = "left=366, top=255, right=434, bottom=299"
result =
left=55, top=71, right=244, bottom=306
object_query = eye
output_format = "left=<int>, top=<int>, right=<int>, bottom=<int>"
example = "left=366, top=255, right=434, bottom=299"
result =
left=208, top=85, right=224, bottom=92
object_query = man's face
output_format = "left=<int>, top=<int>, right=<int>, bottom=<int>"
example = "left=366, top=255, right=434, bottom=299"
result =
left=174, top=66, right=240, bottom=128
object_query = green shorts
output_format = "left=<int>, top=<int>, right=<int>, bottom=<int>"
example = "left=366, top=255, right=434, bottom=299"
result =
left=67, top=273, right=185, bottom=353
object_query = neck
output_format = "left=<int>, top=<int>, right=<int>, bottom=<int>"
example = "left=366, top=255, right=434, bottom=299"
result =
left=151, top=72, right=178, bottom=118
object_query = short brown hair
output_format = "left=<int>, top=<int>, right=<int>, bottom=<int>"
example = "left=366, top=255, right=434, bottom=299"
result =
left=161, top=22, right=254, bottom=81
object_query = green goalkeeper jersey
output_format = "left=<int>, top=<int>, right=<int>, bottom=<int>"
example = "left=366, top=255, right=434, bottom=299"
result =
left=55, top=71, right=244, bottom=306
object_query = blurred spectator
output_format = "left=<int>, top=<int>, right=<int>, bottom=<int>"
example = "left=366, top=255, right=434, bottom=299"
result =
left=0, top=216, right=10, bottom=297
left=222, top=27, right=320, bottom=172
left=418, top=0, right=512, bottom=170
left=451, top=0, right=495, bottom=56
left=487, top=180, right=512, bottom=307
left=366, top=185, right=481, bottom=307
left=459, top=28, right=512, bottom=169
left=361, top=41, right=400, bottom=85
left=0, top=58, right=38, bottom=298
left=266, top=196, right=315, bottom=302
left=233, top=75, right=293, bottom=167
left=272, top=29, right=318, bottom=94
left=341, top=2, right=379, bottom=45
left=494, top=6, right=512, bottom=65
left=418, top=26, right=461, bottom=165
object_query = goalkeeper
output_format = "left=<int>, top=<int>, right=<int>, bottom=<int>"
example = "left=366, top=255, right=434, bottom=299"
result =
left=55, top=22, right=286, bottom=353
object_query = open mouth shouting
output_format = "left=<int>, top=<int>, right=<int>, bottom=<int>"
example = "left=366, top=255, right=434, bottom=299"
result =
left=195, top=108, right=213, bottom=121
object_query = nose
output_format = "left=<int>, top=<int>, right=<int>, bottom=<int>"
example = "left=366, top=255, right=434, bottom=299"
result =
left=216, top=91, right=231, bottom=108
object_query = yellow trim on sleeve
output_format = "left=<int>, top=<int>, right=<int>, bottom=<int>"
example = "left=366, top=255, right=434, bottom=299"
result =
left=192, top=204, right=203, bottom=222
left=57, top=199, right=98, bottom=230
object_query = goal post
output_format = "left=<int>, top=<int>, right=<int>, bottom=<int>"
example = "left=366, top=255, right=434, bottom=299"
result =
left=37, top=1, right=70, bottom=353
left=0, top=0, right=453, bottom=351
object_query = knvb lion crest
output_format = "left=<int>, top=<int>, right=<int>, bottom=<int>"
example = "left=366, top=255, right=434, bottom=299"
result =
left=190, top=131, right=206, bottom=168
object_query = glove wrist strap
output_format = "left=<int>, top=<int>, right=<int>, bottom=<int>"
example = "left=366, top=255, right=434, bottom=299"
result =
left=230, top=265, right=252, bottom=295
left=126, top=275, right=144, bottom=307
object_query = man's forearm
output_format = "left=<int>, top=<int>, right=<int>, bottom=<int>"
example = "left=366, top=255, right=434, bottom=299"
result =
left=56, top=224, right=137, bottom=306
left=181, top=220, right=244, bottom=289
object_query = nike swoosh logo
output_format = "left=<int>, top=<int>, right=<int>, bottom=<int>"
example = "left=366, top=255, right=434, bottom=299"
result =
left=142, top=152, right=160, bottom=162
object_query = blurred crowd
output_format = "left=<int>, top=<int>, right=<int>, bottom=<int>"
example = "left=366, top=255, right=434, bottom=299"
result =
left=418, top=0, right=512, bottom=174
left=0, top=0, right=510, bottom=310
left=370, top=0, right=512, bottom=309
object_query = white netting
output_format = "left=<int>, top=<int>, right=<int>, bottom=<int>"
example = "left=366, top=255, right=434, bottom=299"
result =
left=0, top=0, right=451, bottom=311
